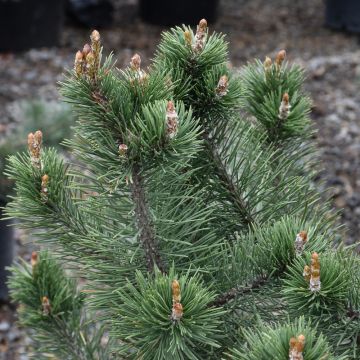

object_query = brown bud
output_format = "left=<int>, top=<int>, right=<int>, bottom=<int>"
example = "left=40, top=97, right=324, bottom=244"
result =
left=128, top=53, right=147, bottom=84
left=184, top=30, right=192, bottom=46
left=28, top=130, right=42, bottom=168
left=219, top=74, right=229, bottom=84
left=31, top=251, right=38, bottom=269
left=90, top=30, right=100, bottom=43
left=27, top=132, right=35, bottom=152
left=90, top=30, right=101, bottom=76
left=42, top=296, right=51, bottom=316
left=171, top=302, right=183, bottom=321
left=264, top=56, right=272, bottom=70
left=86, top=51, right=97, bottom=81
left=282, top=93, right=289, bottom=105
left=167, top=100, right=175, bottom=113
left=82, top=43, right=91, bottom=56
left=118, top=144, right=128, bottom=157
left=296, top=334, right=305, bottom=352
left=311, top=255, right=320, bottom=268
left=193, top=19, right=208, bottom=53
left=34, top=130, right=43, bottom=146
left=279, top=93, right=291, bottom=120
left=41, top=174, right=49, bottom=185
left=74, top=51, right=84, bottom=76
left=166, top=101, right=178, bottom=139
left=41, top=174, right=49, bottom=200
left=275, top=49, right=286, bottom=67
left=311, top=269, right=320, bottom=278
left=303, top=265, right=311, bottom=282
left=172, top=279, right=181, bottom=303
left=289, top=337, right=297, bottom=350
left=311, top=252, right=319, bottom=261
left=199, top=18, right=207, bottom=31
left=311, top=263, right=320, bottom=271
left=130, top=53, right=141, bottom=71
left=75, top=50, right=83, bottom=61
left=86, top=51, right=95, bottom=63
left=310, top=252, right=321, bottom=292
left=216, top=75, right=229, bottom=97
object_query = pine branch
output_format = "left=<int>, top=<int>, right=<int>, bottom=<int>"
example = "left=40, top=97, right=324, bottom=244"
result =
left=228, top=316, right=342, bottom=360
left=209, top=276, right=268, bottom=307
left=44, top=319, right=94, bottom=360
left=6, top=26, right=360, bottom=359
left=211, top=214, right=340, bottom=307
left=113, top=268, right=225, bottom=359
left=204, top=131, right=256, bottom=228
left=240, top=57, right=312, bottom=144
left=131, top=163, right=165, bottom=273
left=9, top=252, right=109, bottom=360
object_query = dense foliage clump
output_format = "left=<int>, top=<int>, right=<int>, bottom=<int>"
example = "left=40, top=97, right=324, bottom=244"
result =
left=6, top=23, right=360, bottom=359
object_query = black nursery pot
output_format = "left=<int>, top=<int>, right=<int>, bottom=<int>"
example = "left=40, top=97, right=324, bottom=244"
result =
left=0, top=0, right=64, bottom=52
left=139, top=0, right=219, bottom=26
left=0, top=203, right=14, bottom=302
left=325, top=0, right=360, bottom=33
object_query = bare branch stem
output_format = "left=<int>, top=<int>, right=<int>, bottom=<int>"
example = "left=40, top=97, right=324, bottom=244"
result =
left=131, top=163, right=165, bottom=273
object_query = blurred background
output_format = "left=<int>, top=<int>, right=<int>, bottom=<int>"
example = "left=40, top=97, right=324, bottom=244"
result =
left=1, top=0, right=360, bottom=357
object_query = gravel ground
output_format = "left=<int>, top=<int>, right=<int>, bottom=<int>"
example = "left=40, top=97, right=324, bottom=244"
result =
left=1, top=0, right=360, bottom=357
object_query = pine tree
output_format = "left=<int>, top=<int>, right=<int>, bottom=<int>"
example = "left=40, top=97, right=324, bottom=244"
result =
left=5, top=22, right=360, bottom=359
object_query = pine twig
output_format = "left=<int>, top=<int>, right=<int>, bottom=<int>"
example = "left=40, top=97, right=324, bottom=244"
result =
left=131, top=163, right=165, bottom=273
left=204, top=132, right=256, bottom=228
left=209, top=276, right=268, bottom=307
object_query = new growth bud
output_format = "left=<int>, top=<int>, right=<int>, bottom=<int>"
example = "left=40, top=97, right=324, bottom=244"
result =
left=31, top=251, right=38, bottom=270
left=199, top=19, right=207, bottom=31
left=303, top=252, right=321, bottom=291
left=82, top=43, right=91, bottom=56
left=263, top=56, right=272, bottom=81
left=42, top=296, right=51, bottom=316
left=28, top=130, right=42, bottom=169
left=130, top=53, right=141, bottom=71
left=310, top=252, right=321, bottom=292
left=165, top=101, right=179, bottom=139
left=289, top=334, right=305, bottom=360
left=192, top=18, right=207, bottom=53
left=130, top=53, right=147, bottom=84
left=90, top=29, right=100, bottom=43
left=74, top=30, right=101, bottom=81
left=118, top=144, right=128, bottom=157
left=184, top=30, right=192, bottom=47
left=74, top=51, right=84, bottom=77
left=216, top=75, right=229, bottom=97
left=90, top=30, right=101, bottom=79
left=172, top=280, right=181, bottom=303
left=278, top=93, right=291, bottom=120
left=289, top=337, right=297, bottom=350
left=264, top=56, right=272, bottom=72
left=303, top=265, right=311, bottom=282
left=170, top=279, right=183, bottom=321
left=275, top=49, right=286, bottom=69
left=294, top=230, right=307, bottom=256
left=171, top=302, right=183, bottom=321
left=41, top=174, right=49, bottom=201
left=86, top=51, right=96, bottom=81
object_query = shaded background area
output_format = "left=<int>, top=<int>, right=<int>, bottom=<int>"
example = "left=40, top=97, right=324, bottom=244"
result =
left=1, top=0, right=360, bottom=357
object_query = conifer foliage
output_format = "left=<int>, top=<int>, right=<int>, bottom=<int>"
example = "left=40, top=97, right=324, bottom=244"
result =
left=5, top=22, right=360, bottom=359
